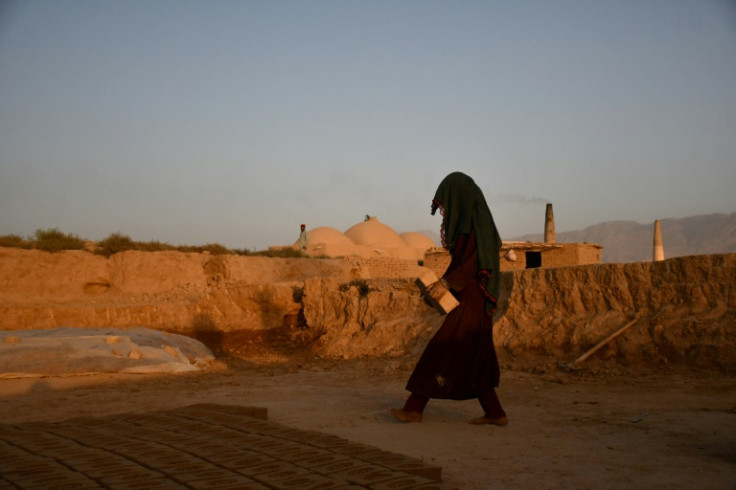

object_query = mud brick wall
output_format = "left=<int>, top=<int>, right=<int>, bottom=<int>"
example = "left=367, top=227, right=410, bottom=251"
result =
left=499, top=254, right=529, bottom=272
left=361, top=256, right=426, bottom=279
left=423, top=249, right=451, bottom=278
left=541, top=243, right=602, bottom=268
left=425, top=247, right=521, bottom=275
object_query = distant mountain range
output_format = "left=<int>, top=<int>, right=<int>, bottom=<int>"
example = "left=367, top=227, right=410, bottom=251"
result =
left=512, top=212, right=736, bottom=263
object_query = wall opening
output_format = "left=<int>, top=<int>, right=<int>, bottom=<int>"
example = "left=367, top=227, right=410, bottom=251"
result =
left=525, top=251, right=542, bottom=269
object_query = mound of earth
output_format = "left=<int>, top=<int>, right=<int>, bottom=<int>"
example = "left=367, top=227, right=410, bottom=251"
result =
left=0, top=327, right=215, bottom=378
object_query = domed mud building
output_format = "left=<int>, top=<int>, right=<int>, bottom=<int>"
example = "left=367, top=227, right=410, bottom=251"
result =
left=297, top=217, right=435, bottom=262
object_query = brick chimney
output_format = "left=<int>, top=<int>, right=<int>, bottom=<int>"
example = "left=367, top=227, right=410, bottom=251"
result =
left=544, top=203, right=556, bottom=244
left=653, top=219, right=665, bottom=261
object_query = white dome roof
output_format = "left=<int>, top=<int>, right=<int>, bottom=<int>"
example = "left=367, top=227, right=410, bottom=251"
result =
left=306, top=227, right=355, bottom=246
left=400, top=231, right=435, bottom=249
left=344, top=218, right=406, bottom=249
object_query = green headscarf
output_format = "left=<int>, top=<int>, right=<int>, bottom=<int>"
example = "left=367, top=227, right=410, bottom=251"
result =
left=432, top=172, right=502, bottom=314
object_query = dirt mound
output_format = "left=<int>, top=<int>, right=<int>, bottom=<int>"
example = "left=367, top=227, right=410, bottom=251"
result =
left=0, top=327, right=215, bottom=378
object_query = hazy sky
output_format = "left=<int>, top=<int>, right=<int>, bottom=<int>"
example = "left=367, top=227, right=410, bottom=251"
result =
left=1, top=1, right=735, bottom=250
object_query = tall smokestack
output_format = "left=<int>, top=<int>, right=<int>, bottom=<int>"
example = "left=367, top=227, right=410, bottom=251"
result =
left=653, top=219, right=664, bottom=261
left=544, top=203, right=556, bottom=243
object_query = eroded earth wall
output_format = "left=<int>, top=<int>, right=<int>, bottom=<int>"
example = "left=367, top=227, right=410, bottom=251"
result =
left=494, top=253, right=736, bottom=370
left=1, top=247, right=734, bottom=369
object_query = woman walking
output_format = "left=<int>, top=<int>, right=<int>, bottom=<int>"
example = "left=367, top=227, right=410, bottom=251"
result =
left=390, top=172, right=507, bottom=425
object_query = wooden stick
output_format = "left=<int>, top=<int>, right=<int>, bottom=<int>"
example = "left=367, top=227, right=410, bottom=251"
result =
left=571, top=314, right=642, bottom=366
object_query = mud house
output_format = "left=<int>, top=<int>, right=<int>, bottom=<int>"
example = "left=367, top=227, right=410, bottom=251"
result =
left=424, top=204, right=602, bottom=275
left=422, top=241, right=602, bottom=276
left=499, top=203, right=602, bottom=270
left=293, top=216, right=434, bottom=262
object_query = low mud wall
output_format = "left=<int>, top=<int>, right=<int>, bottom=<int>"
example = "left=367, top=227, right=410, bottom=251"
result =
left=0, top=248, right=352, bottom=334
left=495, top=254, right=736, bottom=371
left=1, top=247, right=734, bottom=370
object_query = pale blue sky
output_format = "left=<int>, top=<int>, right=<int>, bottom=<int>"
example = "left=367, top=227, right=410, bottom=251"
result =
left=1, top=0, right=735, bottom=250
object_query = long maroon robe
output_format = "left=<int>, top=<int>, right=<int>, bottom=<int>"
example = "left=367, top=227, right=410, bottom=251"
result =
left=406, top=231, right=500, bottom=400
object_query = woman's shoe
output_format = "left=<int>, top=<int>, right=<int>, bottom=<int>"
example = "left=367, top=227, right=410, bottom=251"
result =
left=389, top=408, right=423, bottom=423
left=468, top=415, right=508, bottom=426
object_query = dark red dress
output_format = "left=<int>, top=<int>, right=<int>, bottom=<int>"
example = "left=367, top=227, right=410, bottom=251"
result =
left=406, top=231, right=500, bottom=400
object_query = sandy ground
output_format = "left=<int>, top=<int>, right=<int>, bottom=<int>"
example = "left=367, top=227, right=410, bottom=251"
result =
left=1, top=358, right=735, bottom=490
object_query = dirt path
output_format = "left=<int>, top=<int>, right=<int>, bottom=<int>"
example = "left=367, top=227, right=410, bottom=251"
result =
left=1, top=359, right=734, bottom=489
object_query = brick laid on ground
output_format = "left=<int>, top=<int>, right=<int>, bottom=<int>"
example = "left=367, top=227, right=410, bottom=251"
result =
left=0, top=404, right=447, bottom=489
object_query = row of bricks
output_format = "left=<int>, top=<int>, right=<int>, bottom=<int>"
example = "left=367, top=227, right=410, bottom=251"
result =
left=0, top=404, right=445, bottom=489
left=11, top=407, right=441, bottom=481
left=2, top=437, right=441, bottom=489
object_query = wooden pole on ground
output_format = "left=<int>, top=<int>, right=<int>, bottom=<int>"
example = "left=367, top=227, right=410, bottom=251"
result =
left=570, top=314, right=643, bottom=367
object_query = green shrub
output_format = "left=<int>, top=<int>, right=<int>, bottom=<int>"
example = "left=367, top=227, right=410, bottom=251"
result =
left=138, top=240, right=175, bottom=253
left=191, top=243, right=231, bottom=255
left=0, top=228, right=316, bottom=259
left=96, top=232, right=136, bottom=257
left=32, top=228, right=85, bottom=253
left=0, top=234, right=29, bottom=249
